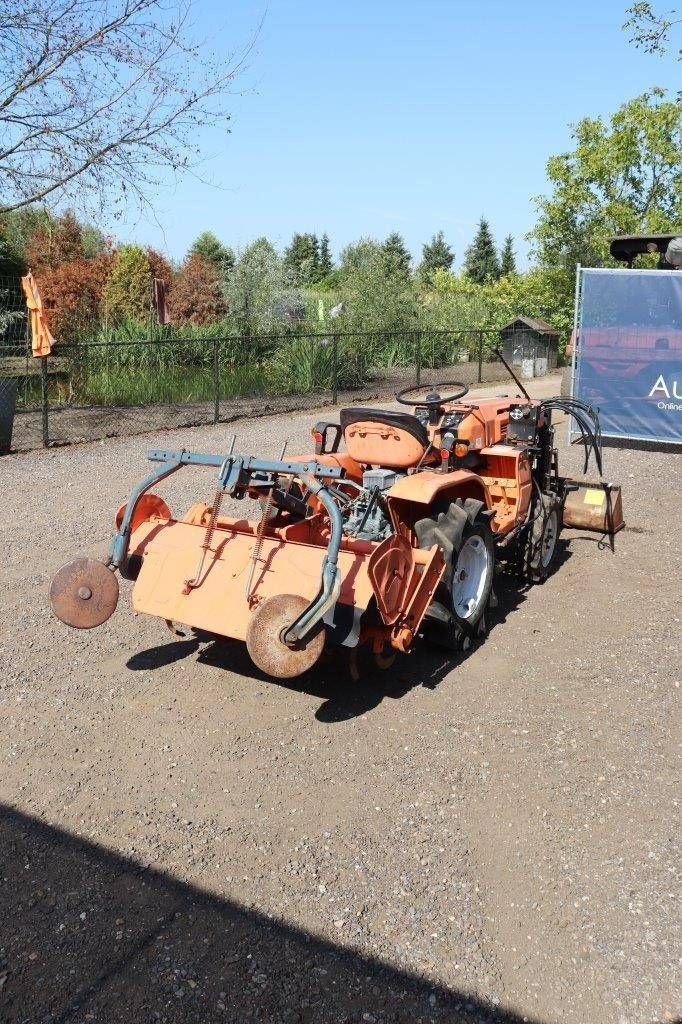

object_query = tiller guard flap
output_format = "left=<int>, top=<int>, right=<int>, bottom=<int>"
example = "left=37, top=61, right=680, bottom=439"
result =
left=127, top=517, right=377, bottom=643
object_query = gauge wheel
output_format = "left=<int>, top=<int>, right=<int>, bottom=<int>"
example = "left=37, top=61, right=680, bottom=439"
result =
left=349, top=641, right=397, bottom=682
left=523, top=494, right=562, bottom=582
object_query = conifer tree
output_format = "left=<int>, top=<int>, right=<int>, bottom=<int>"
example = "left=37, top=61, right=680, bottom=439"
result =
left=463, top=218, right=500, bottom=283
left=500, top=234, right=517, bottom=276
left=283, top=232, right=320, bottom=284
left=420, top=231, right=454, bottom=274
left=102, top=244, right=152, bottom=321
left=318, top=233, right=333, bottom=277
left=382, top=232, right=411, bottom=278
left=189, top=231, right=234, bottom=278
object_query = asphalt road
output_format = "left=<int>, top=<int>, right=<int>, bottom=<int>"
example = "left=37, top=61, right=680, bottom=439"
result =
left=0, top=374, right=679, bottom=1024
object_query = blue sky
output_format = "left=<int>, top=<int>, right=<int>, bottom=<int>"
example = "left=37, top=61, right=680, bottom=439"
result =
left=118, top=0, right=678, bottom=270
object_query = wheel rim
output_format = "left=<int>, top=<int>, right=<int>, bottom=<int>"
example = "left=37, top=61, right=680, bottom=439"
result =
left=452, top=535, right=491, bottom=621
left=540, top=510, right=558, bottom=567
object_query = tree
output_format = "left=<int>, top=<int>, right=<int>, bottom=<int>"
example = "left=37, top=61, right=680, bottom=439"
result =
left=0, top=0, right=247, bottom=216
left=318, top=234, right=333, bottom=278
left=420, top=231, right=454, bottom=275
left=225, top=237, right=290, bottom=333
left=463, top=218, right=501, bottom=283
left=170, top=255, right=226, bottom=325
left=283, top=233, right=320, bottom=285
left=102, top=245, right=152, bottom=322
left=623, top=2, right=681, bottom=57
left=529, top=89, right=682, bottom=269
left=0, top=206, right=54, bottom=271
left=499, top=235, right=517, bottom=276
left=189, top=232, right=234, bottom=278
left=381, top=232, right=411, bottom=278
left=25, top=210, right=84, bottom=272
left=18, top=207, right=114, bottom=338
left=146, top=248, right=174, bottom=288
left=81, top=225, right=109, bottom=260
left=37, top=253, right=114, bottom=339
left=338, top=237, right=419, bottom=332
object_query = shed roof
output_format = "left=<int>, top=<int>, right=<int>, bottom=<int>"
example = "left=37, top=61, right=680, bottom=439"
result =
left=500, top=315, right=558, bottom=336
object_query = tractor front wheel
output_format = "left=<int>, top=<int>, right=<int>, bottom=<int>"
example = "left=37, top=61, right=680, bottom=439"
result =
left=522, top=493, right=562, bottom=582
left=419, top=503, right=496, bottom=652
left=449, top=521, right=495, bottom=632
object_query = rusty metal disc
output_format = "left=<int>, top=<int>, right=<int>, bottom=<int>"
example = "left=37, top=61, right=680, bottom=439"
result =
left=50, top=558, right=119, bottom=629
left=246, top=594, right=325, bottom=679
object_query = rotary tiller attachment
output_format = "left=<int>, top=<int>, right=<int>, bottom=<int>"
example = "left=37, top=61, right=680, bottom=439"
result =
left=50, top=558, right=119, bottom=629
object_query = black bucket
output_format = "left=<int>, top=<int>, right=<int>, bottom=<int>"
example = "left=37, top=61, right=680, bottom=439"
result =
left=0, top=378, right=17, bottom=455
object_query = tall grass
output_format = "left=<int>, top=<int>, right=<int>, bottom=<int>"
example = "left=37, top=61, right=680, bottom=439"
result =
left=40, top=328, right=497, bottom=409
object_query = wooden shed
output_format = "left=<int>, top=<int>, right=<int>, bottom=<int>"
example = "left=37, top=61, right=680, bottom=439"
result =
left=499, top=316, right=559, bottom=379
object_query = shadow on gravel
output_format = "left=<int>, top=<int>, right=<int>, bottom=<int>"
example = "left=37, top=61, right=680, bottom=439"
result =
left=122, top=544, right=572, bottom=724
left=127, top=638, right=200, bottom=670
left=0, top=803, right=545, bottom=1024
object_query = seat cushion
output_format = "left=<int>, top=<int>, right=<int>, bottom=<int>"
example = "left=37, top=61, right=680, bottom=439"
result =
left=340, top=408, right=428, bottom=447
left=340, top=407, right=429, bottom=468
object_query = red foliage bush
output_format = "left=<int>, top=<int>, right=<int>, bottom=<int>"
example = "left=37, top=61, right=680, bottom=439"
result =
left=37, top=252, right=114, bottom=340
left=169, top=254, right=227, bottom=325
left=146, top=247, right=174, bottom=288
left=25, top=210, right=86, bottom=273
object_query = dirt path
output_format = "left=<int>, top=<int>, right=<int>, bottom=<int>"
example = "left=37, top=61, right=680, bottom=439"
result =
left=0, top=374, right=679, bottom=1024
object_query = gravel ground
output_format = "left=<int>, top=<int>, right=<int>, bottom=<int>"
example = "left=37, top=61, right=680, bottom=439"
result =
left=0, top=374, right=679, bottom=1024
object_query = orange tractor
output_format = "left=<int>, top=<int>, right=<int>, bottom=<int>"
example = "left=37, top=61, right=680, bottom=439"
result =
left=50, top=363, right=622, bottom=678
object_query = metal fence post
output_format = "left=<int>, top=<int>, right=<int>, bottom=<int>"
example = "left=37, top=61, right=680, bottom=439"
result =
left=213, top=337, right=220, bottom=424
left=477, top=331, right=484, bottom=383
left=415, top=331, right=422, bottom=386
left=41, top=355, right=49, bottom=447
left=567, top=263, right=582, bottom=442
left=332, top=333, right=339, bottom=405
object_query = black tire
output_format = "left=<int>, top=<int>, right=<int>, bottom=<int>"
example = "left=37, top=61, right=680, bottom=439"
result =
left=523, top=493, right=562, bottom=582
left=419, top=504, right=496, bottom=651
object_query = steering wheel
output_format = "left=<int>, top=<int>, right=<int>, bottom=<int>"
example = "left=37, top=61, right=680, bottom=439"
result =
left=396, top=381, right=469, bottom=407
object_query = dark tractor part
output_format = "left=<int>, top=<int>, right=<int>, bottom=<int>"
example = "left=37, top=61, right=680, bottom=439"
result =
left=507, top=402, right=542, bottom=444
left=610, top=233, right=682, bottom=268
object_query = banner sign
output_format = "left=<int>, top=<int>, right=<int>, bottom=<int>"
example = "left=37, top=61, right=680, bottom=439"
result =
left=574, top=268, right=682, bottom=444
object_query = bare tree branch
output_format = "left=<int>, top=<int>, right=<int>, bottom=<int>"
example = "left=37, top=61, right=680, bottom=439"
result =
left=0, top=0, right=257, bottom=215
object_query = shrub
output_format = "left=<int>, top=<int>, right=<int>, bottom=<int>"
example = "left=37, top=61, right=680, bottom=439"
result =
left=37, top=252, right=114, bottom=340
left=102, top=245, right=152, bottom=323
left=170, top=254, right=227, bottom=325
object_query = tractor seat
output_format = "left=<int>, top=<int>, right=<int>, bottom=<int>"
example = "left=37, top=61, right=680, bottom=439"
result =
left=340, top=407, right=429, bottom=469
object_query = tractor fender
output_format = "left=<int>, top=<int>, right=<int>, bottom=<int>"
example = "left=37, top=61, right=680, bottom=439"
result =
left=386, top=469, right=490, bottom=509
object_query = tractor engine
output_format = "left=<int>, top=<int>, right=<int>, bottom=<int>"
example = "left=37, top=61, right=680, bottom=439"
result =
left=342, top=468, right=401, bottom=542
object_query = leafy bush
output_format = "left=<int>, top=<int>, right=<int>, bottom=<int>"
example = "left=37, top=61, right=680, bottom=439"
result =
left=102, top=245, right=152, bottom=323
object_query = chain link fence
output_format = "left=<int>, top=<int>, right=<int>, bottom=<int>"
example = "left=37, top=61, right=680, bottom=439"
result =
left=3, top=326, right=550, bottom=452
